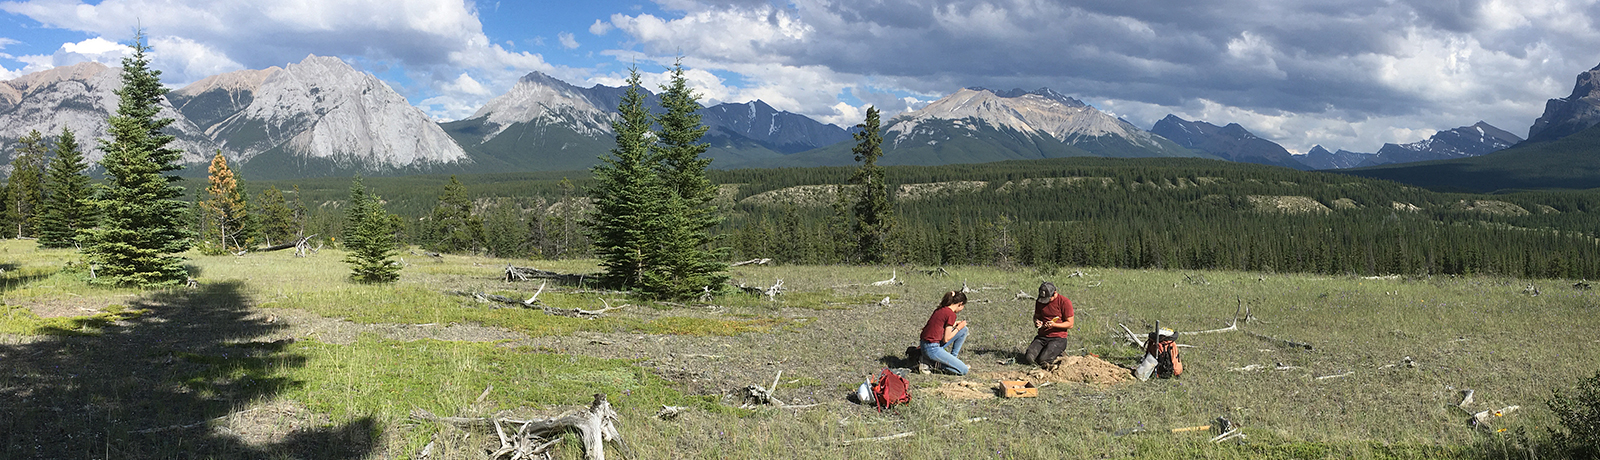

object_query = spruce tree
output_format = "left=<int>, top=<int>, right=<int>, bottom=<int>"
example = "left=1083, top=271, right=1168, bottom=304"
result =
left=5, top=129, right=47, bottom=238
left=849, top=106, right=894, bottom=264
left=37, top=127, right=96, bottom=248
left=342, top=176, right=400, bottom=283
left=643, top=60, right=727, bottom=298
left=80, top=32, right=193, bottom=286
left=424, top=175, right=482, bottom=253
left=199, top=151, right=252, bottom=253
left=586, top=67, right=667, bottom=290
left=256, top=186, right=297, bottom=246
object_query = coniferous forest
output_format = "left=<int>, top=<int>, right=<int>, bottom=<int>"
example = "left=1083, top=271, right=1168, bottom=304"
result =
left=205, top=156, right=1600, bottom=280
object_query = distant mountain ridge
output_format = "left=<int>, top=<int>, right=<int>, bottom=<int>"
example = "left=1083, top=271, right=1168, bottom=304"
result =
left=1338, top=62, right=1600, bottom=192
left=4, top=58, right=1592, bottom=180
left=1150, top=115, right=1307, bottom=170
left=1297, top=146, right=1373, bottom=170
left=1357, top=122, right=1521, bottom=167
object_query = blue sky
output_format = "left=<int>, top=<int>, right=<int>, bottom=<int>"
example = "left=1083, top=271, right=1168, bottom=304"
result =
left=4, top=0, right=1600, bottom=154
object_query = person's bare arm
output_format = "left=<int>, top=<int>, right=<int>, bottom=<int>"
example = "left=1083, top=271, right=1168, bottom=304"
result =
left=1044, top=315, right=1074, bottom=331
left=943, top=320, right=967, bottom=343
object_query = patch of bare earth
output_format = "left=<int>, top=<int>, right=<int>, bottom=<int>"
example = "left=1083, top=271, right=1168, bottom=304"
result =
left=980, top=355, right=1134, bottom=385
left=920, top=380, right=995, bottom=400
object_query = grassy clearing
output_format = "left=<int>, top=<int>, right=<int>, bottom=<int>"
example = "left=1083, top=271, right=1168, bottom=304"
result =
left=2, top=238, right=1597, bottom=458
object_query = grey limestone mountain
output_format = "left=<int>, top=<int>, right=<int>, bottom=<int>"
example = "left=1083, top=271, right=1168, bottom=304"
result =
left=1526, top=62, right=1600, bottom=143
left=0, top=61, right=217, bottom=167
left=797, top=87, right=1213, bottom=166
left=441, top=71, right=850, bottom=171
left=1149, top=114, right=1309, bottom=170
left=168, top=55, right=468, bottom=178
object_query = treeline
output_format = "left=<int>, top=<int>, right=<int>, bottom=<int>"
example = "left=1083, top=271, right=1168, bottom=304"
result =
left=719, top=158, right=1600, bottom=278
left=223, top=156, right=1600, bottom=280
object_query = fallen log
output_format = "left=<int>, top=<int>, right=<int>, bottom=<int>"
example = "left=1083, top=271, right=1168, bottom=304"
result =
left=445, top=290, right=622, bottom=317
left=257, top=234, right=317, bottom=252
left=413, top=393, right=628, bottom=460
left=730, top=258, right=771, bottom=267
left=505, top=265, right=589, bottom=285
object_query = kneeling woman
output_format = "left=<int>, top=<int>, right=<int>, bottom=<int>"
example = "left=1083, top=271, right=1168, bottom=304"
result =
left=919, top=291, right=971, bottom=375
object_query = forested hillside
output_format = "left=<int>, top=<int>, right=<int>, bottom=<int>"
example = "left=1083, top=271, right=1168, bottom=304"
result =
left=246, top=157, right=1600, bottom=279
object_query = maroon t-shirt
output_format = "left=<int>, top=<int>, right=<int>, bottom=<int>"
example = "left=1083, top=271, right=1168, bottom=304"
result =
left=1034, top=294, right=1074, bottom=339
left=920, top=306, right=957, bottom=344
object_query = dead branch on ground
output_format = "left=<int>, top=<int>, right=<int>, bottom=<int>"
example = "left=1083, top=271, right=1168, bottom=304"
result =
left=505, top=265, right=589, bottom=285
left=413, top=393, right=627, bottom=460
left=1187, top=301, right=1252, bottom=334
left=1246, top=331, right=1313, bottom=350
left=446, top=290, right=623, bottom=318
left=1117, top=323, right=1146, bottom=348
left=871, top=269, right=901, bottom=286
left=257, top=234, right=317, bottom=252
left=730, top=258, right=771, bottom=267
left=921, top=267, right=950, bottom=276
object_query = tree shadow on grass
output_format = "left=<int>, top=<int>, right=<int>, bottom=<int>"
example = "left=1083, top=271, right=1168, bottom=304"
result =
left=0, top=281, right=377, bottom=459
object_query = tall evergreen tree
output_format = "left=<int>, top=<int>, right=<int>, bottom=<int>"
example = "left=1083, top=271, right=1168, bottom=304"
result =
left=644, top=60, right=727, bottom=298
left=80, top=32, right=194, bottom=286
left=849, top=106, right=894, bottom=264
left=36, top=127, right=96, bottom=248
left=586, top=67, right=667, bottom=290
left=199, top=151, right=252, bottom=253
left=424, top=175, right=482, bottom=253
left=342, top=176, right=400, bottom=283
left=5, top=129, right=47, bottom=238
left=482, top=201, right=529, bottom=258
left=256, top=186, right=297, bottom=246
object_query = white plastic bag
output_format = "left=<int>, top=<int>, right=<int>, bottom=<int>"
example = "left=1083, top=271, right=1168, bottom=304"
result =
left=1135, top=353, right=1158, bottom=381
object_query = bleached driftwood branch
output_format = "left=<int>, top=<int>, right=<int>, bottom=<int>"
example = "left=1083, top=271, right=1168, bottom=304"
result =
left=446, top=290, right=623, bottom=318
left=505, top=265, right=589, bottom=285
left=413, top=393, right=627, bottom=460
left=1187, top=302, right=1251, bottom=334
left=871, top=269, right=901, bottom=286
left=841, top=432, right=915, bottom=445
left=1118, top=323, right=1146, bottom=348
left=730, top=258, right=771, bottom=267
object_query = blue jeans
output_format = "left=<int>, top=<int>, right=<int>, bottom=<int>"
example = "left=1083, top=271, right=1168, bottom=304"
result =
left=921, top=326, right=970, bottom=375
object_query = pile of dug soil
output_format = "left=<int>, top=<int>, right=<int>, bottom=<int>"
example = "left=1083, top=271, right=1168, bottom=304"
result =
left=984, top=355, right=1134, bottom=385
left=918, top=380, right=995, bottom=400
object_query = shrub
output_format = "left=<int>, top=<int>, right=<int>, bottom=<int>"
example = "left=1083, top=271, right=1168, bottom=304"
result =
left=1548, top=370, right=1600, bottom=458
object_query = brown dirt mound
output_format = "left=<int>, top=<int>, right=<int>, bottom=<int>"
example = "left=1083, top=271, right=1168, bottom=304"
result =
left=983, top=355, right=1134, bottom=385
left=919, top=380, right=996, bottom=400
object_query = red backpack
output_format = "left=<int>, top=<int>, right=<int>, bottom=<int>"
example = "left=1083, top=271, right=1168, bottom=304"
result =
left=871, top=368, right=911, bottom=410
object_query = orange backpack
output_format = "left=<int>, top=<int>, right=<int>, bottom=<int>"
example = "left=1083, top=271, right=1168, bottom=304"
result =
left=1152, top=338, right=1183, bottom=378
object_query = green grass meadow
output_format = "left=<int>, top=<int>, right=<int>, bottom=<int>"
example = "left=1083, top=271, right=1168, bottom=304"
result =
left=1, top=238, right=1595, bottom=458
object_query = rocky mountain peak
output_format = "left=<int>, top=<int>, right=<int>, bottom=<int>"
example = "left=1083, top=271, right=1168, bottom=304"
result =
left=171, top=67, right=279, bottom=99
left=1526, top=62, right=1600, bottom=142
left=976, top=87, right=1088, bottom=108
left=895, top=87, right=1128, bottom=141
left=462, top=70, right=619, bottom=143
